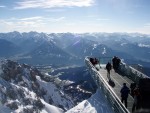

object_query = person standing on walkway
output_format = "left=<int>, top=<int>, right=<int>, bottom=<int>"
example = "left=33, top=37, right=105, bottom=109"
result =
left=130, top=83, right=137, bottom=97
left=132, top=87, right=141, bottom=112
left=112, top=56, right=121, bottom=72
left=106, top=62, right=112, bottom=80
left=112, top=56, right=117, bottom=70
left=120, top=83, right=130, bottom=108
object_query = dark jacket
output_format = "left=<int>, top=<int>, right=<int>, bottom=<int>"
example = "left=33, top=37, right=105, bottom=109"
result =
left=120, top=86, right=130, bottom=98
left=106, top=62, right=112, bottom=71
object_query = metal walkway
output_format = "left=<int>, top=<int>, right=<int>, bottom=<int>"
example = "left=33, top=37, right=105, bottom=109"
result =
left=85, top=57, right=150, bottom=113
left=98, top=67, right=134, bottom=112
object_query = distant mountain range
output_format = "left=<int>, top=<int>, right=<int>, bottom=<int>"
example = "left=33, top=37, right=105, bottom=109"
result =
left=0, top=31, right=150, bottom=70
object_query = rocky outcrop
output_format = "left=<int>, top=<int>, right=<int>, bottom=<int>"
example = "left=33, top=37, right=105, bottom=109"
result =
left=0, top=60, right=74, bottom=113
left=0, top=59, right=97, bottom=112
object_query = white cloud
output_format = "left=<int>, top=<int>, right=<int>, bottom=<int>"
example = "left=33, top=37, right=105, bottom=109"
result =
left=14, top=0, right=94, bottom=9
left=48, top=17, right=65, bottom=22
left=19, top=16, right=43, bottom=21
left=0, top=5, right=6, bottom=8
left=0, top=18, right=44, bottom=29
left=0, top=16, right=65, bottom=32
left=11, top=16, right=65, bottom=22
left=144, top=23, right=150, bottom=28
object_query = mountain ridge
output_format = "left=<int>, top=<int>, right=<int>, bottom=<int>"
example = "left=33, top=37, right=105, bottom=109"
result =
left=0, top=31, right=150, bottom=73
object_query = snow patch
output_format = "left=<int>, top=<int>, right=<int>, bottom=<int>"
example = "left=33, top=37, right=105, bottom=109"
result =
left=121, top=43, right=127, bottom=46
left=92, top=44, right=97, bottom=50
left=138, top=43, right=150, bottom=48
left=66, top=89, right=114, bottom=113
left=102, top=47, right=106, bottom=55
left=36, top=76, right=74, bottom=110
left=40, top=99, right=64, bottom=113
left=72, top=40, right=80, bottom=46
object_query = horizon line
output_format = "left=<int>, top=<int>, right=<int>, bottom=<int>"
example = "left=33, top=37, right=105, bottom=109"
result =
left=0, top=31, right=150, bottom=35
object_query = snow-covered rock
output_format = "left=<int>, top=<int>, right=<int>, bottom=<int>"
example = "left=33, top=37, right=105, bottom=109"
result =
left=66, top=89, right=114, bottom=113
left=0, top=60, right=75, bottom=113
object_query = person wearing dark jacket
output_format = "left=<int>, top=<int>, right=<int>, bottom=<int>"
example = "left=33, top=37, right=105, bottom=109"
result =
left=120, top=83, right=130, bottom=108
left=112, top=56, right=117, bottom=70
left=106, top=62, right=112, bottom=80
left=112, top=56, right=121, bottom=71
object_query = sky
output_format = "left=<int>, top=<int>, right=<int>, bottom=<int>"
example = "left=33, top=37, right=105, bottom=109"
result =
left=0, top=0, right=150, bottom=34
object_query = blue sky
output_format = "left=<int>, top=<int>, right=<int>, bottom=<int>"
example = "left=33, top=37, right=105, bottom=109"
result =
left=0, top=0, right=150, bottom=34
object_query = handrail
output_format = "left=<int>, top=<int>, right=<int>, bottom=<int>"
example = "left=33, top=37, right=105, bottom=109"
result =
left=85, top=57, right=130, bottom=113
left=119, top=62, right=149, bottom=83
left=129, top=66, right=148, bottom=78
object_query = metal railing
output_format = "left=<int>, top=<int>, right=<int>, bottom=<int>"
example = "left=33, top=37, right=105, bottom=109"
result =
left=85, top=57, right=130, bottom=113
left=93, top=56, right=149, bottom=84
left=119, top=62, right=149, bottom=83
